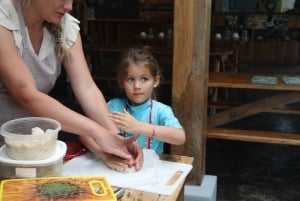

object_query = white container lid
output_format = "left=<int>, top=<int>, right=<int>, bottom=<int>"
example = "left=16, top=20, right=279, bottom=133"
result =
left=0, top=141, right=66, bottom=166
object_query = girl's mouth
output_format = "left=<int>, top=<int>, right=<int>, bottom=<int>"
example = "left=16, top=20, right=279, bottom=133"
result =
left=133, top=93, right=143, bottom=96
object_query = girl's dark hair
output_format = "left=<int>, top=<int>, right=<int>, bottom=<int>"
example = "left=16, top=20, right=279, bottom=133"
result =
left=116, top=47, right=163, bottom=99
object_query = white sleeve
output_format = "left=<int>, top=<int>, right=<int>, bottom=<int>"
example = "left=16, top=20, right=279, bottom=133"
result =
left=61, top=13, right=80, bottom=49
left=0, top=0, right=22, bottom=51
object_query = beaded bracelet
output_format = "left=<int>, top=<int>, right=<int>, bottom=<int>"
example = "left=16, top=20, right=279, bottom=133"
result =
left=151, top=125, right=156, bottom=138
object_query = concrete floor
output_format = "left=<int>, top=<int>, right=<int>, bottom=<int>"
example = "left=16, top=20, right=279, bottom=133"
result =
left=206, top=138, right=300, bottom=201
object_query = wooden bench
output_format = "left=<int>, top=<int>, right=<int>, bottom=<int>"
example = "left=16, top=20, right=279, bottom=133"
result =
left=207, top=72, right=300, bottom=145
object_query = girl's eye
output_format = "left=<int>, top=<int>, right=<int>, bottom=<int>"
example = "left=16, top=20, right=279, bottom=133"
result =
left=141, top=77, right=149, bottom=82
left=126, top=77, right=134, bottom=83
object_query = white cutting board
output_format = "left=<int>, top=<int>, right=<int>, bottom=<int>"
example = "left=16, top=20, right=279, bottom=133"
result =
left=62, top=149, right=192, bottom=195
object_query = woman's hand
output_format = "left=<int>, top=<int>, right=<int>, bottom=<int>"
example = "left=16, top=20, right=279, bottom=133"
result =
left=79, top=135, right=144, bottom=171
left=93, top=130, right=133, bottom=160
left=102, top=136, right=143, bottom=171
left=123, top=135, right=143, bottom=171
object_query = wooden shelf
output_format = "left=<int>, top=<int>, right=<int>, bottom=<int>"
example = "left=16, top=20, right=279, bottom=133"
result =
left=92, top=75, right=172, bottom=85
left=85, top=18, right=173, bottom=86
left=88, top=18, right=171, bottom=23
left=86, top=45, right=172, bottom=55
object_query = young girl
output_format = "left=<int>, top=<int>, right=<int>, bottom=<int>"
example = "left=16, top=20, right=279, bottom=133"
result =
left=108, top=47, right=186, bottom=154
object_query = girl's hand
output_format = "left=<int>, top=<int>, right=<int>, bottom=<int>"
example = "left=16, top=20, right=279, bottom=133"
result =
left=109, top=109, right=141, bottom=134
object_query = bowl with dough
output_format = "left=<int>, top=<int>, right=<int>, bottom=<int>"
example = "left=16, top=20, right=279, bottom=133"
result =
left=0, top=117, right=61, bottom=160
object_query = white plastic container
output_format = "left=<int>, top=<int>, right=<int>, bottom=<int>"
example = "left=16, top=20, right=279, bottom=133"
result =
left=0, top=141, right=66, bottom=180
left=0, top=117, right=61, bottom=160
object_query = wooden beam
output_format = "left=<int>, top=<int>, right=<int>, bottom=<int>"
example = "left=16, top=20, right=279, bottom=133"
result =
left=206, top=128, right=300, bottom=146
left=208, top=92, right=300, bottom=128
left=171, top=0, right=211, bottom=185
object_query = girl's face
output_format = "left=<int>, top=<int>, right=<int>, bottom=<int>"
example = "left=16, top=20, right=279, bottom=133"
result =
left=121, top=63, right=159, bottom=105
left=28, top=0, right=73, bottom=24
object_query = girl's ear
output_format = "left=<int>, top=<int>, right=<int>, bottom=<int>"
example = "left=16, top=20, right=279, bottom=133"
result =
left=153, top=76, right=160, bottom=88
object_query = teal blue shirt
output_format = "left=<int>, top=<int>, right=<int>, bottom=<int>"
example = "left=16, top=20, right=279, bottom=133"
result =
left=107, top=98, right=183, bottom=154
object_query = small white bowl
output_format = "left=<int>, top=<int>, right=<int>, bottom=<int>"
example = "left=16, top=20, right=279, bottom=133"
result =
left=1, top=117, right=61, bottom=160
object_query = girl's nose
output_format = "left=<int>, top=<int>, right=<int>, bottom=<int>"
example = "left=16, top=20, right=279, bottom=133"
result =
left=133, top=81, right=141, bottom=88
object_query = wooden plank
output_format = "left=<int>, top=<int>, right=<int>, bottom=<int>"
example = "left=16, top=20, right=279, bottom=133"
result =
left=171, top=0, right=211, bottom=185
left=209, top=72, right=300, bottom=91
left=206, top=128, right=300, bottom=146
left=208, top=92, right=300, bottom=128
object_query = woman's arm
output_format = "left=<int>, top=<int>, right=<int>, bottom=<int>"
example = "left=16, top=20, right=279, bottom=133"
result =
left=0, top=25, right=131, bottom=160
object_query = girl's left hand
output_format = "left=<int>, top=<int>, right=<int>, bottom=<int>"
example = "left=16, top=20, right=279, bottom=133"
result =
left=109, top=109, right=141, bottom=134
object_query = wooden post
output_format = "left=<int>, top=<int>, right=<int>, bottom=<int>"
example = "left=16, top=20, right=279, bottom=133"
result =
left=170, top=0, right=211, bottom=184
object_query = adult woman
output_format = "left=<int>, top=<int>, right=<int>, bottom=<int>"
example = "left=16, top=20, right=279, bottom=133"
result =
left=0, top=0, right=142, bottom=170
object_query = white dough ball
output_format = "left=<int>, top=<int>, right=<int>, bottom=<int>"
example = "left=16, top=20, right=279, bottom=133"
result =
left=31, top=127, right=45, bottom=135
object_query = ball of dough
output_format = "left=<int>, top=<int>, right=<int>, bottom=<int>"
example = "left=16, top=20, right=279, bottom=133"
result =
left=31, top=127, right=45, bottom=135
left=114, top=166, right=136, bottom=173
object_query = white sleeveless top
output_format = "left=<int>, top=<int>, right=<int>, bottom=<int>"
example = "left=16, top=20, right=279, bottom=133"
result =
left=0, top=0, right=80, bottom=125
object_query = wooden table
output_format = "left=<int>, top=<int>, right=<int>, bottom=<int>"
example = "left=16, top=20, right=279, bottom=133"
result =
left=118, top=154, right=194, bottom=201
left=209, top=49, right=234, bottom=114
left=209, top=48, right=234, bottom=72
left=207, top=72, right=300, bottom=145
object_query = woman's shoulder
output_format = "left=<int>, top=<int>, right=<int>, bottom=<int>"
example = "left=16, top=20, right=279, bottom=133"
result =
left=0, top=0, right=19, bottom=31
left=62, top=13, right=80, bottom=25
left=61, top=13, right=80, bottom=48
